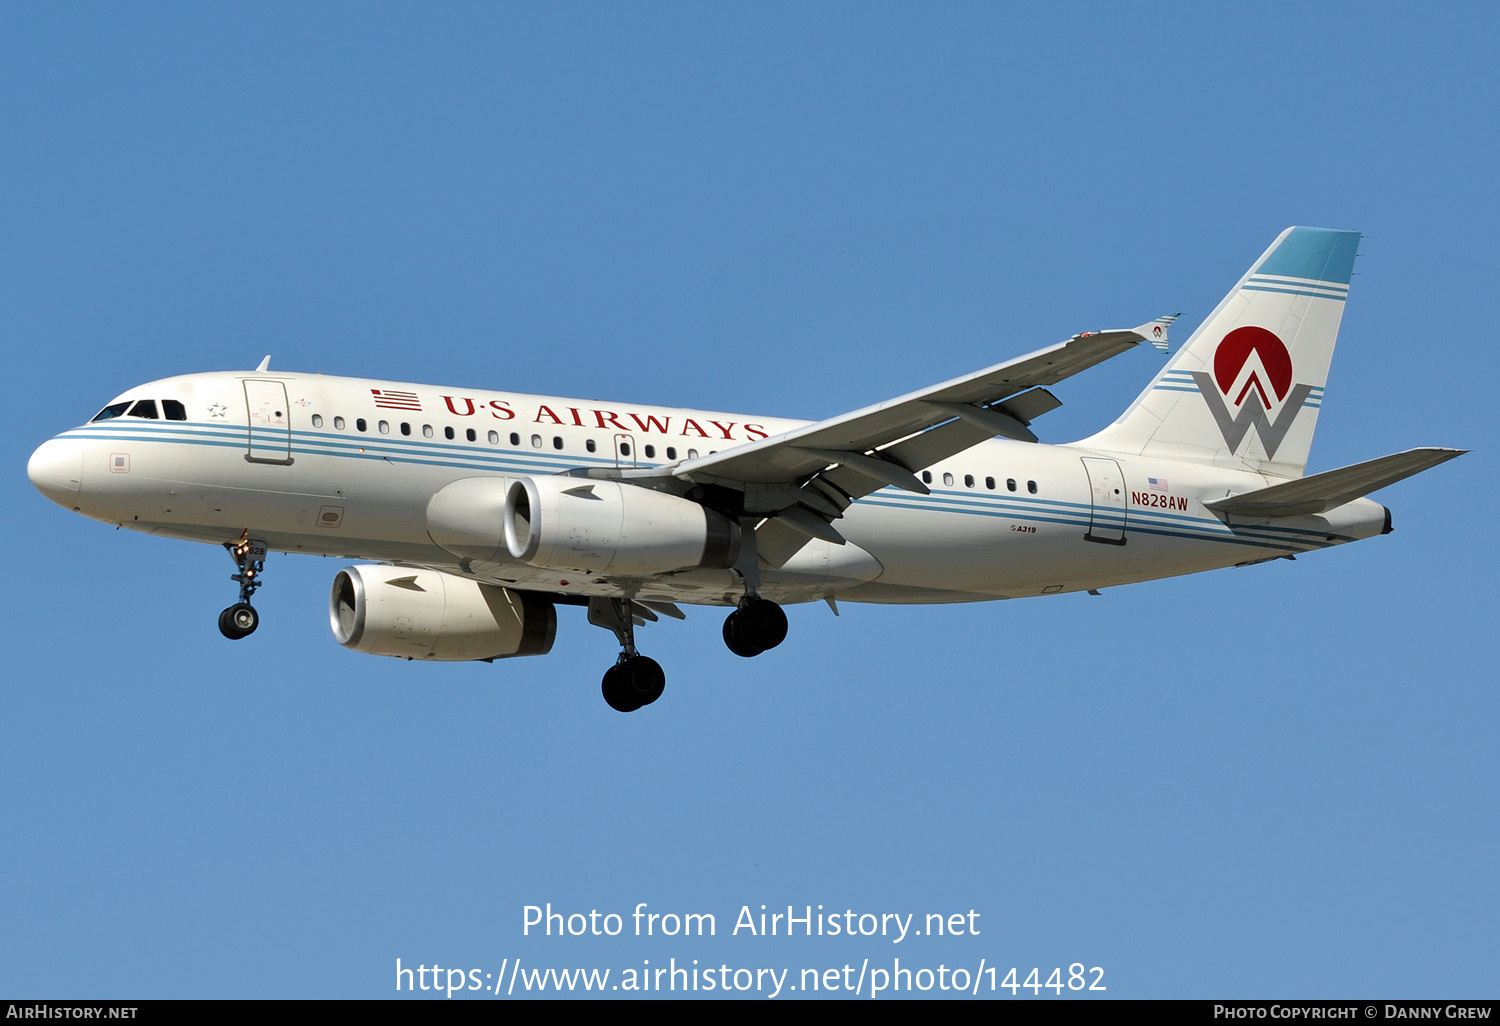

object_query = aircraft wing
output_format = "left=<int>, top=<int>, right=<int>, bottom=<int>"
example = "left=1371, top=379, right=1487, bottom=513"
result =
left=645, top=317, right=1173, bottom=562
left=673, top=320, right=1170, bottom=489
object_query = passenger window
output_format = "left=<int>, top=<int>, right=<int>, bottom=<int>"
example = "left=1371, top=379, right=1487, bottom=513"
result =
left=510, top=432, right=520, bottom=446
left=620, top=442, right=631, bottom=456
left=553, top=436, right=563, bottom=450
left=985, top=476, right=995, bottom=490
left=334, top=416, right=346, bottom=430
left=356, top=418, right=367, bottom=432
left=922, top=470, right=932, bottom=484
left=91, top=402, right=131, bottom=422
left=126, top=400, right=158, bottom=419
left=465, top=428, right=475, bottom=442
left=1028, top=480, right=1038, bottom=494
left=1007, top=478, right=1017, bottom=492
left=964, top=474, right=974, bottom=488
left=687, top=449, right=698, bottom=459
left=378, top=421, right=390, bottom=434
left=444, top=427, right=454, bottom=440
left=644, top=444, right=656, bottom=458
left=422, top=425, right=433, bottom=438
left=311, top=414, right=323, bottom=428
left=666, top=447, right=677, bottom=460
left=162, top=400, right=187, bottom=421
left=531, top=434, right=542, bottom=448
left=942, top=472, right=954, bottom=486
left=586, top=439, right=597, bottom=453
left=488, top=430, right=499, bottom=444
left=400, top=422, right=411, bottom=436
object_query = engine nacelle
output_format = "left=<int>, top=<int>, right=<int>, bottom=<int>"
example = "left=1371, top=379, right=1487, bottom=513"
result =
left=426, top=476, right=512, bottom=563
left=329, top=565, right=556, bottom=662
left=503, top=476, right=740, bottom=575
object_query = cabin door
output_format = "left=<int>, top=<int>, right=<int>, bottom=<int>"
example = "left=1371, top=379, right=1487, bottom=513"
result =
left=1081, top=457, right=1127, bottom=544
left=244, top=380, right=293, bottom=464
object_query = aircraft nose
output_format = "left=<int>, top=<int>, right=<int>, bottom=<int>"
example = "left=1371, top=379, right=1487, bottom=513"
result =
left=27, top=437, right=84, bottom=509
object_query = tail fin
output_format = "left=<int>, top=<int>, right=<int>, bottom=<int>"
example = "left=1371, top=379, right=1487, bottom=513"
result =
left=1083, top=227, right=1361, bottom=479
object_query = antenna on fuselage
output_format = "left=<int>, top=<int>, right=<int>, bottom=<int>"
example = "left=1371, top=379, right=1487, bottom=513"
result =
left=255, top=356, right=271, bottom=372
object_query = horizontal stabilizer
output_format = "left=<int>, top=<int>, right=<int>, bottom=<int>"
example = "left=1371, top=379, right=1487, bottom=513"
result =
left=1204, top=448, right=1466, bottom=518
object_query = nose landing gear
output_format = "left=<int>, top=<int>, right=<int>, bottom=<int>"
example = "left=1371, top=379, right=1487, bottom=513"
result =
left=219, top=536, right=267, bottom=640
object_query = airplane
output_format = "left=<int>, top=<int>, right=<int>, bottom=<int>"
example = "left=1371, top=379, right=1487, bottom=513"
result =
left=27, top=227, right=1464, bottom=712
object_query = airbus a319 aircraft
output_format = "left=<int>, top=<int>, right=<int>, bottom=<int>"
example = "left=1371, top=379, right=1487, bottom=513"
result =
left=28, top=228, right=1463, bottom=711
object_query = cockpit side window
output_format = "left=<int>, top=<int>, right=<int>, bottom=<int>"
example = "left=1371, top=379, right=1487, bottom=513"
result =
left=161, top=400, right=187, bottom=421
left=91, top=402, right=131, bottom=422
left=126, top=400, right=159, bottom=419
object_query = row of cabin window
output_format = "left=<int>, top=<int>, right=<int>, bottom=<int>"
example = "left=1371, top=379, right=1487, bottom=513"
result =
left=305, top=414, right=709, bottom=460
left=89, top=403, right=1021, bottom=489
left=921, top=469, right=1038, bottom=494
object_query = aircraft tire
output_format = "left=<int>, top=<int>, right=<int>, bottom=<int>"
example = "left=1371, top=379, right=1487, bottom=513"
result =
left=601, top=665, right=639, bottom=712
left=722, top=613, right=764, bottom=658
left=738, top=599, right=787, bottom=651
left=219, top=603, right=258, bottom=640
left=623, top=656, right=665, bottom=706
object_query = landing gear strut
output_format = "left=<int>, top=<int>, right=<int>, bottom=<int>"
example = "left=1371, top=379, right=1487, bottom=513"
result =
left=219, top=536, right=267, bottom=640
left=589, top=597, right=665, bottom=713
left=722, top=522, right=787, bottom=657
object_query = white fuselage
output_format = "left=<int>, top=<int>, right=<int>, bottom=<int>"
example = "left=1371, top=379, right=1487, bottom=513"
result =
left=29, top=369, right=1389, bottom=609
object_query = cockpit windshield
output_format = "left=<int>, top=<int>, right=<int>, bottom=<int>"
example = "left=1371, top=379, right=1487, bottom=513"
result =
left=91, top=402, right=131, bottom=422
left=91, top=398, right=188, bottom=422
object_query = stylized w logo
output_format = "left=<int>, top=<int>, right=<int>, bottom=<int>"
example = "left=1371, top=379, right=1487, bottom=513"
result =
left=1191, top=372, right=1313, bottom=458
left=1215, top=326, right=1293, bottom=407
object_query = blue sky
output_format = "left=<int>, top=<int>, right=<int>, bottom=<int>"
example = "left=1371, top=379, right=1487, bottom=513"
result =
left=3, top=3, right=1495, bottom=999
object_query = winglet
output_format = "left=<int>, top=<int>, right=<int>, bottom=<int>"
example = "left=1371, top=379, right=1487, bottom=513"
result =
left=255, top=355, right=272, bottom=372
left=1133, top=313, right=1180, bottom=354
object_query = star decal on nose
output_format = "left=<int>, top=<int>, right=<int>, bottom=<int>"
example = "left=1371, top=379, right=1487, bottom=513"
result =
left=208, top=403, right=228, bottom=419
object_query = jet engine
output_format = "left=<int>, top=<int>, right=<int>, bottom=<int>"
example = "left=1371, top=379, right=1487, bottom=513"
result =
left=503, top=476, right=740, bottom=575
left=426, top=476, right=513, bottom=564
left=329, top=565, right=556, bottom=661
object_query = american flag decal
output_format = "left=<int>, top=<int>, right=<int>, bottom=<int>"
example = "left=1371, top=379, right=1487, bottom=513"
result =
left=371, top=389, right=422, bottom=411
left=1148, top=477, right=1168, bottom=491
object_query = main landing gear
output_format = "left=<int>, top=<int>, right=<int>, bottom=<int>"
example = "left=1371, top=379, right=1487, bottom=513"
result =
left=722, top=597, right=788, bottom=658
left=589, top=597, right=665, bottom=713
left=602, top=654, right=666, bottom=714
left=218, top=536, right=267, bottom=640
left=722, top=524, right=788, bottom=658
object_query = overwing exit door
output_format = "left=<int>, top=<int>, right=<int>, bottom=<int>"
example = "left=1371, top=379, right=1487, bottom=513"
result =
left=614, top=433, right=637, bottom=468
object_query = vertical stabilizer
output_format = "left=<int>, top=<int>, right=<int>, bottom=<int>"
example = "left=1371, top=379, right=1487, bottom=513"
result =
left=1082, top=227, right=1361, bottom=479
